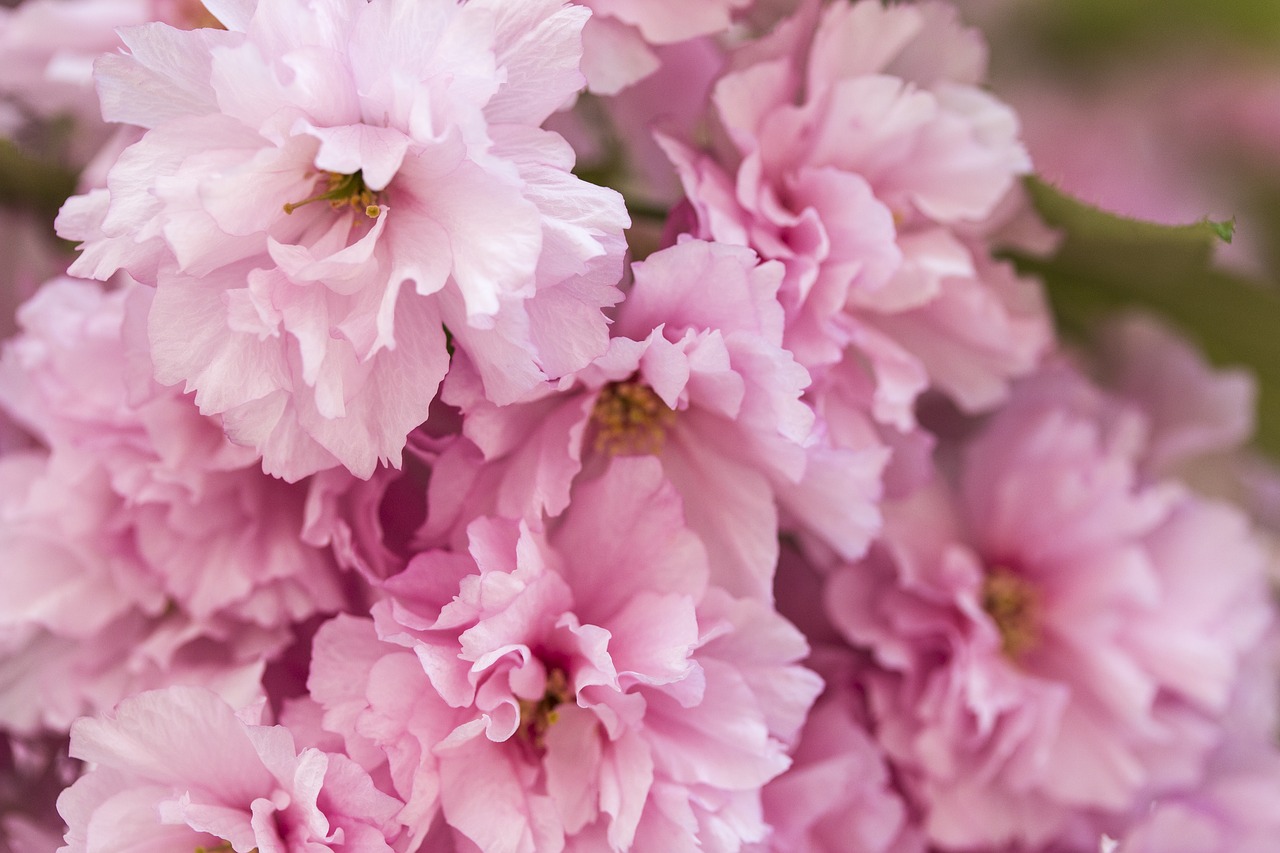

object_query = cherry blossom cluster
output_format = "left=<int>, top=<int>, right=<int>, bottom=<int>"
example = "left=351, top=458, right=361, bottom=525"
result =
left=0, top=0, right=1277, bottom=851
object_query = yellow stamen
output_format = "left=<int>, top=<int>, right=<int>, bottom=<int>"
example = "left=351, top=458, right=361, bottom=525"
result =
left=283, top=170, right=380, bottom=218
left=981, top=567, right=1039, bottom=659
left=591, top=379, right=674, bottom=456
left=517, top=668, right=573, bottom=750
left=172, top=0, right=226, bottom=30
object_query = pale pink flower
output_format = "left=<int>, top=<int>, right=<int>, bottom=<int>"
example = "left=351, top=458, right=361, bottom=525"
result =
left=1114, top=631, right=1280, bottom=853
left=661, top=0, right=1048, bottom=427
left=0, top=0, right=230, bottom=170
left=825, top=365, right=1275, bottom=849
left=441, top=239, right=885, bottom=599
left=308, top=458, right=821, bottom=852
left=1114, top=759, right=1280, bottom=853
left=57, top=685, right=405, bottom=852
left=1092, top=313, right=1256, bottom=476
left=0, top=278, right=343, bottom=731
left=576, top=0, right=749, bottom=94
left=58, top=0, right=628, bottom=480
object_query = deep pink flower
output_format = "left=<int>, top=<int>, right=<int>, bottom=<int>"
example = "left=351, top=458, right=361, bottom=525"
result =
left=825, top=365, right=1275, bottom=849
left=308, top=458, right=821, bottom=852
left=57, top=686, right=405, bottom=852
left=57, top=0, right=628, bottom=480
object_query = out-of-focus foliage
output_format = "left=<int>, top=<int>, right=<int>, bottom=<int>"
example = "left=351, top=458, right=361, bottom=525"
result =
left=974, top=0, right=1280, bottom=74
left=1012, top=179, right=1280, bottom=457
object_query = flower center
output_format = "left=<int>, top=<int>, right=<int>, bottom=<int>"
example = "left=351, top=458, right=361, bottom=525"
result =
left=591, top=379, right=674, bottom=456
left=517, top=668, right=573, bottom=750
left=981, top=567, right=1039, bottom=659
left=283, top=170, right=380, bottom=218
left=195, top=842, right=253, bottom=853
left=172, top=0, right=226, bottom=30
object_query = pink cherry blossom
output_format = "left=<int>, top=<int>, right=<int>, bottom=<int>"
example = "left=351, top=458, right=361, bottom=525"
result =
left=661, top=0, right=1048, bottom=429
left=0, top=278, right=344, bottom=731
left=439, top=239, right=885, bottom=599
left=57, top=685, right=406, bottom=852
left=307, top=457, right=821, bottom=852
left=825, top=364, right=1275, bottom=849
left=57, top=0, right=628, bottom=480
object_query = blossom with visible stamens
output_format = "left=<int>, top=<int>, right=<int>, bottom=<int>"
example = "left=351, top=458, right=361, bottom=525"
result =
left=56, top=686, right=406, bottom=853
left=825, top=364, right=1275, bottom=849
left=440, top=239, right=886, bottom=600
left=57, top=0, right=628, bottom=481
left=307, top=457, right=821, bottom=852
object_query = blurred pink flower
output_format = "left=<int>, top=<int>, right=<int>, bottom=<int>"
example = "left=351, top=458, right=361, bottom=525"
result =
left=0, top=278, right=343, bottom=731
left=826, top=365, right=1274, bottom=849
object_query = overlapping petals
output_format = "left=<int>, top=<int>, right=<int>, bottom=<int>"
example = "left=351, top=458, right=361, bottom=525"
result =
left=58, top=686, right=405, bottom=852
left=308, top=458, right=821, bottom=851
left=825, top=365, right=1274, bottom=849
left=57, top=0, right=628, bottom=480
left=0, top=279, right=343, bottom=731
left=440, top=239, right=885, bottom=599
left=661, top=0, right=1049, bottom=434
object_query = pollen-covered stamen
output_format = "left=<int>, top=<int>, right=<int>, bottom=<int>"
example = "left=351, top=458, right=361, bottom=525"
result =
left=283, top=169, right=380, bottom=218
left=197, top=837, right=261, bottom=853
left=981, top=567, right=1039, bottom=659
left=172, top=0, right=227, bottom=30
left=591, top=379, right=674, bottom=456
left=517, top=668, right=573, bottom=750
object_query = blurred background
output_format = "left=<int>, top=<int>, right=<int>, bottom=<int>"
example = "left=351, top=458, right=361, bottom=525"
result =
left=958, top=0, right=1280, bottom=277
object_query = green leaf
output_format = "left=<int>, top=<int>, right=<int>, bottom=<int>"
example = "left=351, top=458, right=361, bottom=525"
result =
left=1206, top=218, right=1237, bottom=244
left=1010, top=177, right=1280, bottom=458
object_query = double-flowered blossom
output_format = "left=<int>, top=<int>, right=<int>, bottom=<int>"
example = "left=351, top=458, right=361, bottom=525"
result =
left=825, top=363, right=1274, bottom=849
left=58, top=0, right=629, bottom=480
left=662, top=0, right=1049, bottom=434
left=307, top=458, right=821, bottom=852
left=1, top=0, right=1278, bottom=849
left=440, top=239, right=885, bottom=600
left=0, top=278, right=343, bottom=732
left=57, top=685, right=406, bottom=852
